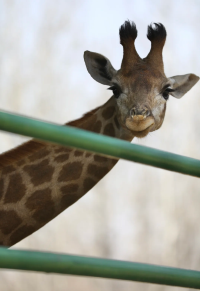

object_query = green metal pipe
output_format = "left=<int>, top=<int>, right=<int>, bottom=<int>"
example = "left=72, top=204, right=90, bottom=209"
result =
left=0, top=248, right=200, bottom=289
left=0, top=110, right=200, bottom=177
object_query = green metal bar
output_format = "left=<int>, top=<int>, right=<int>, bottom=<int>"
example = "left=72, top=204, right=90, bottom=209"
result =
left=0, top=110, right=200, bottom=177
left=0, top=248, right=200, bottom=289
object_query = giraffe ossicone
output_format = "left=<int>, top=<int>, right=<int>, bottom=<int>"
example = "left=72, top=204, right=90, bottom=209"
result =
left=0, top=21, right=199, bottom=247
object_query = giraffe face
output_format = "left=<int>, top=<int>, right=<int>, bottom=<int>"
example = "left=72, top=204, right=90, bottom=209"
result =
left=110, top=65, right=169, bottom=138
left=84, top=21, right=199, bottom=138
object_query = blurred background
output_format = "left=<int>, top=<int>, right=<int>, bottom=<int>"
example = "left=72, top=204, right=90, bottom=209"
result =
left=0, top=0, right=200, bottom=290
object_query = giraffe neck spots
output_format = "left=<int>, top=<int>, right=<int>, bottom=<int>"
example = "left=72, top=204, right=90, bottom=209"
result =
left=9, top=225, right=35, bottom=246
left=60, top=183, right=79, bottom=210
left=55, top=153, right=70, bottom=163
left=97, top=98, right=125, bottom=139
left=28, top=148, right=50, bottom=162
left=58, top=161, right=83, bottom=182
left=83, top=178, right=96, bottom=193
left=23, top=159, right=54, bottom=186
left=92, top=120, right=102, bottom=133
left=0, top=97, right=133, bottom=247
left=93, top=155, right=108, bottom=163
left=102, top=106, right=115, bottom=120
left=25, top=188, right=55, bottom=224
left=87, top=164, right=108, bottom=180
left=0, top=210, right=22, bottom=235
left=103, top=123, right=115, bottom=137
left=4, top=173, right=26, bottom=204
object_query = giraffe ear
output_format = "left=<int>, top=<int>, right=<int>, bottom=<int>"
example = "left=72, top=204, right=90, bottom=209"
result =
left=169, top=74, right=199, bottom=99
left=84, top=51, right=116, bottom=85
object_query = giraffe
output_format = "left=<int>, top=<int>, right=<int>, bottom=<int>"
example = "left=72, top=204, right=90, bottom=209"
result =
left=0, top=21, right=199, bottom=247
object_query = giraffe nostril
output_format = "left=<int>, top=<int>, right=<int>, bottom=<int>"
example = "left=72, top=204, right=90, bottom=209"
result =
left=130, top=108, right=136, bottom=118
left=143, top=110, right=150, bottom=117
left=130, top=108, right=151, bottom=119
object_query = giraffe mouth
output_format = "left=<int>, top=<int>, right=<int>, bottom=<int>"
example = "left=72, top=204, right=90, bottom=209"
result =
left=125, top=116, right=155, bottom=137
left=129, top=124, right=154, bottom=137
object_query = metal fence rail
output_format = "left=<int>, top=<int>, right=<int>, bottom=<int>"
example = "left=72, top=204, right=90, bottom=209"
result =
left=0, top=110, right=200, bottom=177
left=0, top=110, right=200, bottom=289
left=0, top=248, right=200, bottom=289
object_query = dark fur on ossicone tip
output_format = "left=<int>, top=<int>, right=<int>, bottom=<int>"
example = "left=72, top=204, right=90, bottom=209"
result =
left=119, top=20, right=137, bottom=44
left=147, top=23, right=166, bottom=41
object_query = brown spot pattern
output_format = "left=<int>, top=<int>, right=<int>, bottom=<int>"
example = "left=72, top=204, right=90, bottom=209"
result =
left=60, top=183, right=79, bottom=209
left=25, top=188, right=54, bottom=224
left=102, top=106, right=115, bottom=120
left=0, top=210, right=22, bottom=235
left=9, top=225, right=35, bottom=246
left=111, top=158, right=118, bottom=166
left=67, top=107, right=99, bottom=128
left=60, top=183, right=78, bottom=195
left=58, top=162, right=83, bottom=182
left=79, top=114, right=97, bottom=130
left=24, top=159, right=54, bottom=186
left=85, top=152, right=92, bottom=158
left=92, top=121, right=102, bottom=133
left=4, top=173, right=26, bottom=204
left=94, top=155, right=108, bottom=163
left=29, top=149, right=50, bottom=162
left=0, top=178, right=4, bottom=201
left=16, top=159, right=26, bottom=166
left=103, top=123, right=115, bottom=137
left=74, top=150, right=84, bottom=157
left=83, top=178, right=96, bottom=192
left=114, top=116, right=120, bottom=130
left=55, top=153, right=70, bottom=163
left=54, top=147, right=71, bottom=154
left=2, top=165, right=16, bottom=175
left=87, top=164, right=108, bottom=180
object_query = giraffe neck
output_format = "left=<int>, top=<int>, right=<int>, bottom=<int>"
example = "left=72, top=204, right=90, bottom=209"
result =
left=0, top=97, right=134, bottom=246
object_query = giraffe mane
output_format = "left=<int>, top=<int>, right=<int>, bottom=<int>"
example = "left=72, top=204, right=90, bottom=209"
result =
left=66, top=106, right=100, bottom=127
left=0, top=140, right=46, bottom=167
left=0, top=106, right=100, bottom=168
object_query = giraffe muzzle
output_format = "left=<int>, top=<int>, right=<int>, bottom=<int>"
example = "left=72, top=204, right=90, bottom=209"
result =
left=125, top=107, right=154, bottom=133
left=130, top=107, right=151, bottom=120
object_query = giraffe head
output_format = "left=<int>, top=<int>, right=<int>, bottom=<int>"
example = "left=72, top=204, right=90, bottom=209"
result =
left=84, top=21, right=199, bottom=138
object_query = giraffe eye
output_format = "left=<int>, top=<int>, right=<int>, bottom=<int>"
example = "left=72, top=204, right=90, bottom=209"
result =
left=108, top=86, right=121, bottom=98
left=162, top=88, right=174, bottom=101
left=162, top=91, right=169, bottom=100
